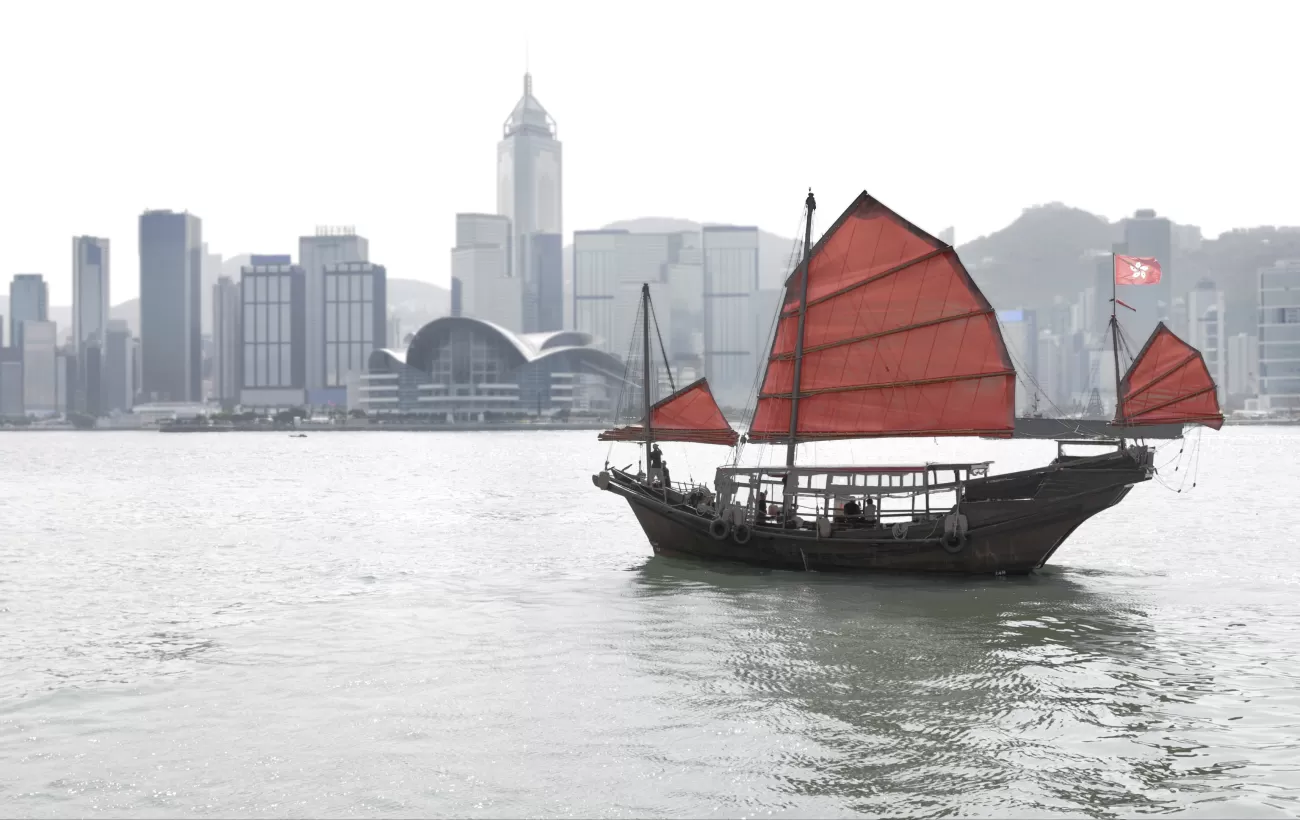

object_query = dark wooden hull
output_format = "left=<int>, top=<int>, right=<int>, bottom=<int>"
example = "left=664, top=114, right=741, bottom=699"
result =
left=596, top=447, right=1153, bottom=575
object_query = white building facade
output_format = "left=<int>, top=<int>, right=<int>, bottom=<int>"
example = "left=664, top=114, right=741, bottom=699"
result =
left=1258, top=260, right=1300, bottom=412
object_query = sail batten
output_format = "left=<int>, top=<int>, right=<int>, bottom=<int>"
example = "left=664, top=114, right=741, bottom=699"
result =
left=749, top=191, right=1016, bottom=443
left=793, top=245, right=952, bottom=313
left=1117, top=322, right=1224, bottom=430
left=600, top=377, right=739, bottom=446
left=768, top=308, right=993, bottom=360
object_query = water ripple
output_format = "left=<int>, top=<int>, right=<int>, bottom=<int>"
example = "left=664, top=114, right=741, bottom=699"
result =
left=1, top=428, right=1299, bottom=817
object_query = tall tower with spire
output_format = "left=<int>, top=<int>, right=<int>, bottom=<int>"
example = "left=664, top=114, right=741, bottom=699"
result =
left=497, top=72, right=563, bottom=332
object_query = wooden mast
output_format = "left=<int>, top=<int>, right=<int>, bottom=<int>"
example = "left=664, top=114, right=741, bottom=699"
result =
left=784, top=190, right=817, bottom=511
left=641, top=283, right=654, bottom=480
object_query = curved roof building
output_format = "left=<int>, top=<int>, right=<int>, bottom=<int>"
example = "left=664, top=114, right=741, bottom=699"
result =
left=361, top=316, right=625, bottom=418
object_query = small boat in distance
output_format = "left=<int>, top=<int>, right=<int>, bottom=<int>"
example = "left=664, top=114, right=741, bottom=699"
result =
left=593, top=189, right=1223, bottom=575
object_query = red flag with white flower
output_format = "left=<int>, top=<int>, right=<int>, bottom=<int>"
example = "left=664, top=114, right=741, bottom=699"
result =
left=1114, top=255, right=1162, bottom=286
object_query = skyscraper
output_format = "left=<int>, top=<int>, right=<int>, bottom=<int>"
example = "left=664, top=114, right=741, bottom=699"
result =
left=8, top=274, right=49, bottom=348
left=1186, top=279, right=1226, bottom=403
left=213, top=275, right=241, bottom=408
left=703, top=226, right=760, bottom=406
left=323, top=262, right=386, bottom=394
left=531, top=233, right=564, bottom=333
left=0, top=347, right=22, bottom=417
left=72, top=236, right=111, bottom=351
left=200, top=242, right=224, bottom=335
left=299, top=228, right=368, bottom=398
left=1226, top=332, right=1259, bottom=399
left=103, top=319, right=134, bottom=413
left=451, top=213, right=519, bottom=331
left=573, top=230, right=680, bottom=356
left=20, top=320, right=57, bottom=415
left=497, top=73, right=562, bottom=332
left=139, top=210, right=202, bottom=403
left=1257, top=259, right=1300, bottom=413
left=239, top=262, right=307, bottom=408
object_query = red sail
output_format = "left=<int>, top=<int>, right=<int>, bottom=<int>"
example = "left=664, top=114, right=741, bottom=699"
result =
left=749, top=192, right=1016, bottom=442
left=1118, top=322, right=1224, bottom=430
left=599, top=378, right=739, bottom=446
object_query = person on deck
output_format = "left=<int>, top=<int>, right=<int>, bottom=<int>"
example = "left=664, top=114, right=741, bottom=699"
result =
left=843, top=498, right=861, bottom=522
left=661, top=461, right=672, bottom=488
left=648, top=444, right=663, bottom=470
left=755, top=491, right=768, bottom=526
left=863, top=497, right=878, bottom=526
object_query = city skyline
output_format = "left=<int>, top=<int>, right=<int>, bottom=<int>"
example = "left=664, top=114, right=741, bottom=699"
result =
left=3, top=1, right=1298, bottom=306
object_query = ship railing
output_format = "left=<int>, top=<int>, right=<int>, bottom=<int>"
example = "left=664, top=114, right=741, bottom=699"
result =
left=713, top=463, right=987, bottom=528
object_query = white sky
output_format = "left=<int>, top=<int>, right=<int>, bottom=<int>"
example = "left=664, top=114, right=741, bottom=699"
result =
left=2, top=0, right=1295, bottom=306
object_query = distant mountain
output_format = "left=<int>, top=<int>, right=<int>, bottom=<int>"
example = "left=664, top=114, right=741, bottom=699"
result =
left=387, top=278, right=450, bottom=336
left=954, top=203, right=1117, bottom=315
left=955, top=204, right=1300, bottom=338
left=110, top=300, right=139, bottom=334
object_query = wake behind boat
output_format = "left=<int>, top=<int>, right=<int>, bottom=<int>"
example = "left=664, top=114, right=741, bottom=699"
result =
left=593, top=189, right=1222, bottom=575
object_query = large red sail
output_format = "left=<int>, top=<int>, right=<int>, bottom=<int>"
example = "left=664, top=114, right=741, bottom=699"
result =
left=600, top=378, right=739, bottom=446
left=1117, top=322, right=1224, bottom=430
left=749, top=192, right=1016, bottom=442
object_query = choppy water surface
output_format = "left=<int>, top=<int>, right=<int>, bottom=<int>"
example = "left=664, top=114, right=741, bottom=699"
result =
left=2, top=428, right=1299, bottom=818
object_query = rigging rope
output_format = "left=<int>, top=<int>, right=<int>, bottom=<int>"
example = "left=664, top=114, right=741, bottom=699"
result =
left=733, top=204, right=811, bottom=468
left=606, top=294, right=650, bottom=466
left=647, top=295, right=675, bottom=396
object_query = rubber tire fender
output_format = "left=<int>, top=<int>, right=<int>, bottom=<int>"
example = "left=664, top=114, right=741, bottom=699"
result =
left=732, top=523, right=752, bottom=545
left=709, top=517, right=731, bottom=540
left=941, top=512, right=969, bottom=554
left=941, top=531, right=968, bottom=554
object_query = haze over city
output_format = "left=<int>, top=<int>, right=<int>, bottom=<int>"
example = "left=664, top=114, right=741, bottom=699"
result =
left=8, top=4, right=1300, bottom=818
left=4, top=0, right=1297, bottom=306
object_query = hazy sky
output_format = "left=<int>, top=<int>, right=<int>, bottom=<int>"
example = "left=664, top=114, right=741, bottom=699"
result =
left=2, top=0, right=1295, bottom=306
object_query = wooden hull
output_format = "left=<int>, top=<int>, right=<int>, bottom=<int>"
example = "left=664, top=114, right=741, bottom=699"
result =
left=596, top=448, right=1153, bottom=575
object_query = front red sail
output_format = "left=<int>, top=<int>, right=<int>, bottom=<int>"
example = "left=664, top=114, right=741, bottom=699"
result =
left=1117, top=322, right=1224, bottom=430
left=599, top=378, right=739, bottom=446
left=749, top=192, right=1016, bottom=442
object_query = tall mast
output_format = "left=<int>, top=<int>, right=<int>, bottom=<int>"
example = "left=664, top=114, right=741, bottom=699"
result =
left=641, top=282, right=653, bottom=478
left=785, top=189, right=817, bottom=469
left=1110, top=252, right=1125, bottom=440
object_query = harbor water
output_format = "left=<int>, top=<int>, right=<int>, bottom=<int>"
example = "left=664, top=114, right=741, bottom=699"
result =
left=2, top=428, right=1298, bottom=817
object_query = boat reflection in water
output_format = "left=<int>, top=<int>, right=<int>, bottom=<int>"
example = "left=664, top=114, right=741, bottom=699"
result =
left=626, top=557, right=1247, bottom=816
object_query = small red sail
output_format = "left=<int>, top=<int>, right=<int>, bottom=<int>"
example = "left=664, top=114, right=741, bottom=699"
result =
left=749, top=192, right=1016, bottom=442
left=600, top=378, right=739, bottom=446
left=1117, top=322, right=1224, bottom=430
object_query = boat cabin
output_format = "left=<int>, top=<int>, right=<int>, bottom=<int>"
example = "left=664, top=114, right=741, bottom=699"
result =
left=712, top=462, right=990, bottom=530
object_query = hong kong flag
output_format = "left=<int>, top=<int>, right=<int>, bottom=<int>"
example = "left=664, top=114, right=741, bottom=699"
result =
left=1114, top=254, right=1162, bottom=285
